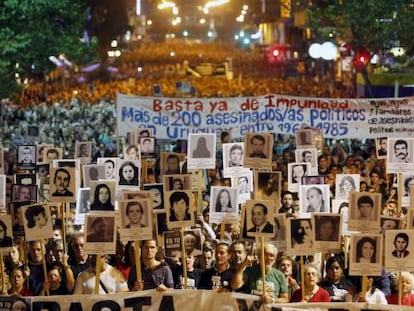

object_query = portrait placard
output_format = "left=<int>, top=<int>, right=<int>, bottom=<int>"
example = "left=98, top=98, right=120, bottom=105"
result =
left=119, top=198, right=153, bottom=242
left=312, top=213, right=342, bottom=252
left=348, top=192, right=381, bottom=232
left=22, top=203, right=53, bottom=241
left=84, top=213, right=116, bottom=254
left=385, top=230, right=414, bottom=272
left=245, top=200, right=274, bottom=237
left=286, top=217, right=314, bottom=256
left=187, top=133, right=216, bottom=169
left=349, top=233, right=383, bottom=276
left=209, top=186, right=239, bottom=224
left=243, top=132, right=273, bottom=170
left=165, top=190, right=194, bottom=229
left=222, top=143, right=250, bottom=177
left=387, top=138, right=414, bottom=173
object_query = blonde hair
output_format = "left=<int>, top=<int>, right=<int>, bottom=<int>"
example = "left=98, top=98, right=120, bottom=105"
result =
left=399, top=272, right=414, bottom=292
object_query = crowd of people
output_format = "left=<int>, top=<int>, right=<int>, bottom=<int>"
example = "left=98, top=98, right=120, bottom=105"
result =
left=0, top=41, right=412, bottom=308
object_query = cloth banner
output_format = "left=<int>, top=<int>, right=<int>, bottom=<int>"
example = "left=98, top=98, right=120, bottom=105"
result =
left=116, top=93, right=414, bottom=140
left=3, top=290, right=413, bottom=311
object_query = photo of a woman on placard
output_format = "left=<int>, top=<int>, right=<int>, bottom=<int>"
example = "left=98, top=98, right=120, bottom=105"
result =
left=25, top=205, right=48, bottom=229
left=90, top=183, right=114, bottom=211
left=337, top=176, right=357, bottom=200
left=215, top=188, right=233, bottom=213
left=118, top=161, right=139, bottom=186
left=0, top=219, right=13, bottom=247
left=291, top=218, right=313, bottom=249
left=356, top=236, right=377, bottom=263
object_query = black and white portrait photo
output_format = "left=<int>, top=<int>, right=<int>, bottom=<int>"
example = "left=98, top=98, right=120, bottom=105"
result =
left=187, top=133, right=216, bottom=169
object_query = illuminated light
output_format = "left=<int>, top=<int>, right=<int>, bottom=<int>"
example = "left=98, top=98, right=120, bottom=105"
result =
left=170, top=51, right=176, bottom=57
left=172, top=7, right=178, bottom=15
left=272, top=49, right=280, bottom=57
left=207, top=31, right=214, bottom=38
left=158, top=1, right=176, bottom=10
left=203, top=7, right=209, bottom=14
left=183, top=30, right=189, bottom=37
left=390, top=47, right=406, bottom=57
left=250, top=31, right=262, bottom=40
left=136, top=0, right=141, bottom=15
left=137, top=67, right=143, bottom=72
left=243, top=38, right=250, bottom=45
left=111, top=40, right=118, bottom=48
left=320, top=41, right=337, bottom=60
left=205, top=0, right=229, bottom=9
left=241, top=9, right=247, bottom=15
left=236, top=15, right=244, bottom=22
left=115, top=50, right=121, bottom=57
left=239, top=31, right=245, bottom=37
left=73, top=90, right=78, bottom=95
left=234, top=35, right=239, bottom=40
left=243, top=5, right=248, bottom=10
left=200, top=18, right=206, bottom=24
left=108, top=50, right=115, bottom=57
left=147, top=20, right=152, bottom=25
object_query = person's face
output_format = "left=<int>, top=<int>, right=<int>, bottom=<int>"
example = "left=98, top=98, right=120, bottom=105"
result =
left=173, top=180, right=183, bottom=190
left=251, top=138, right=264, bottom=153
left=142, top=240, right=157, bottom=260
left=22, top=149, right=31, bottom=162
left=318, top=221, right=334, bottom=240
left=401, top=277, right=413, bottom=294
left=219, top=191, right=230, bottom=207
left=18, top=187, right=31, bottom=200
left=10, top=246, right=20, bottom=263
left=238, top=178, right=248, bottom=191
left=292, top=166, right=305, bottom=181
left=0, top=226, right=5, bottom=239
left=104, top=162, right=114, bottom=178
left=167, top=158, right=179, bottom=170
left=215, top=245, right=230, bottom=266
left=95, top=221, right=107, bottom=235
left=55, top=171, right=69, bottom=192
left=127, top=204, right=143, bottom=224
left=379, top=139, right=387, bottom=150
left=53, top=243, right=64, bottom=262
left=203, top=250, right=214, bottom=268
left=149, top=188, right=162, bottom=208
left=361, top=241, right=374, bottom=259
left=304, top=267, right=318, bottom=286
left=122, top=165, right=134, bottom=181
left=11, top=301, right=27, bottom=311
left=370, top=173, right=379, bottom=184
left=307, top=189, right=322, bottom=208
left=326, top=261, right=342, bottom=282
left=71, top=236, right=85, bottom=259
left=342, top=179, right=353, bottom=192
left=395, top=237, right=408, bottom=252
left=300, top=220, right=312, bottom=236
left=282, top=194, right=293, bottom=207
left=278, top=259, right=292, bottom=277
left=395, top=143, right=408, bottom=160
left=47, top=151, right=58, bottom=161
left=359, top=202, right=373, bottom=218
left=10, top=269, right=25, bottom=288
left=230, top=149, right=242, bottom=164
left=173, top=198, right=188, bottom=221
left=382, top=220, right=396, bottom=230
left=143, top=140, right=151, bottom=151
left=98, top=187, right=110, bottom=203
left=263, top=245, right=276, bottom=266
left=126, top=147, right=138, bottom=160
left=48, top=268, right=62, bottom=287
left=29, top=242, right=43, bottom=263
left=231, top=244, right=246, bottom=265
left=185, top=254, right=195, bottom=270
left=35, top=212, right=48, bottom=227
left=184, top=235, right=196, bottom=251
left=252, top=205, right=266, bottom=226
left=303, top=152, right=312, bottom=162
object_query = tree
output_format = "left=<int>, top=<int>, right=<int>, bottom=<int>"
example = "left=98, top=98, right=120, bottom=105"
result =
left=295, top=0, right=414, bottom=55
left=0, top=0, right=97, bottom=99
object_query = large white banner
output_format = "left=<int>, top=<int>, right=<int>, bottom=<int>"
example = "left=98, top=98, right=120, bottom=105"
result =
left=116, top=93, right=414, bottom=140
left=5, top=290, right=411, bottom=311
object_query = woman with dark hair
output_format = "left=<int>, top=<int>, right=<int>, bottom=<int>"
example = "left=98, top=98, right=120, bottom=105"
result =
left=214, top=188, right=233, bottom=212
left=90, top=183, right=114, bottom=211
left=360, top=275, right=388, bottom=304
left=25, top=205, right=48, bottom=229
left=118, top=161, right=139, bottom=186
left=356, top=236, right=376, bottom=263
left=0, top=219, right=12, bottom=247
left=8, top=266, right=33, bottom=296
left=318, top=255, right=355, bottom=302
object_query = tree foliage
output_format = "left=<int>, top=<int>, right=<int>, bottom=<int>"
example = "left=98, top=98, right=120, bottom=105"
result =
left=296, top=0, right=414, bottom=54
left=0, top=0, right=97, bottom=99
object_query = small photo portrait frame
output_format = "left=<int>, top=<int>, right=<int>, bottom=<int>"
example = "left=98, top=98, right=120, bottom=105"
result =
left=187, top=133, right=216, bottom=169
left=222, top=143, right=250, bottom=177
left=266, top=213, right=287, bottom=252
left=17, top=145, right=36, bottom=169
left=387, top=138, right=414, bottom=173
left=332, top=199, right=350, bottom=234
left=12, top=184, right=37, bottom=203
left=376, top=137, right=387, bottom=159
left=163, top=174, right=191, bottom=191
left=298, top=184, right=330, bottom=215
left=117, top=159, right=140, bottom=187
left=118, top=199, right=153, bottom=241
left=287, top=162, right=311, bottom=193
left=160, top=152, right=186, bottom=175
left=254, top=171, right=281, bottom=207
left=143, top=183, right=165, bottom=212
left=295, top=148, right=318, bottom=175
left=296, top=129, right=314, bottom=148
left=74, top=188, right=90, bottom=225
left=335, top=174, right=360, bottom=201
left=243, top=132, right=273, bottom=170
left=0, top=214, right=13, bottom=250
left=232, top=172, right=253, bottom=205
left=43, top=147, right=63, bottom=164
left=286, top=217, right=314, bottom=256
left=49, top=167, right=76, bottom=203
left=22, top=203, right=54, bottom=241
left=312, top=213, right=342, bottom=252
left=209, top=186, right=239, bottom=224
left=301, top=175, right=325, bottom=185
left=139, top=136, right=156, bottom=158
left=89, top=181, right=116, bottom=212
left=123, top=144, right=141, bottom=162
left=349, top=233, right=383, bottom=276
left=82, top=164, right=105, bottom=188
left=165, top=190, right=194, bottom=229
left=97, top=157, right=119, bottom=180
left=385, top=229, right=414, bottom=271
left=26, top=125, right=40, bottom=142
left=84, top=213, right=117, bottom=254
left=245, top=199, right=275, bottom=238
left=348, top=192, right=381, bottom=232
left=75, top=141, right=92, bottom=164
left=36, top=144, right=54, bottom=164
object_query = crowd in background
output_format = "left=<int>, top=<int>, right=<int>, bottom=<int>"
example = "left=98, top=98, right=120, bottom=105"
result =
left=0, top=41, right=412, bottom=307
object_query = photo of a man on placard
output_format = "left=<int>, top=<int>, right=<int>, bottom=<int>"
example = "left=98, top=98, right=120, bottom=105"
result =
left=247, top=202, right=273, bottom=234
left=392, top=232, right=410, bottom=258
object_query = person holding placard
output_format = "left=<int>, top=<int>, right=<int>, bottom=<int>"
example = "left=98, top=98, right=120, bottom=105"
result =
left=67, top=232, right=90, bottom=279
left=231, top=243, right=289, bottom=304
left=291, top=265, right=330, bottom=302
left=128, top=239, right=174, bottom=291
left=7, top=267, right=33, bottom=296
left=27, top=240, right=46, bottom=295
left=387, top=272, right=414, bottom=306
